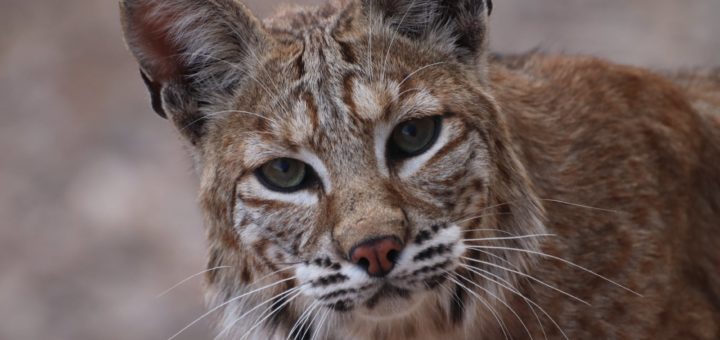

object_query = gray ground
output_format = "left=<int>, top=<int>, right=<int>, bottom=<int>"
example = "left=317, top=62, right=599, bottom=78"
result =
left=1, top=0, right=718, bottom=339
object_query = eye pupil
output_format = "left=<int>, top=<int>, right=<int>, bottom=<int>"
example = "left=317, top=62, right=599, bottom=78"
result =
left=401, top=123, right=418, bottom=138
left=273, top=159, right=291, bottom=173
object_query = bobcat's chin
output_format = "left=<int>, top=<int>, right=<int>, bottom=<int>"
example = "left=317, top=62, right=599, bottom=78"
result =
left=353, top=286, right=432, bottom=319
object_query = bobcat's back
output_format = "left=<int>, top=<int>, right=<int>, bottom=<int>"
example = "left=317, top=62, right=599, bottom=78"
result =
left=672, top=68, right=720, bottom=127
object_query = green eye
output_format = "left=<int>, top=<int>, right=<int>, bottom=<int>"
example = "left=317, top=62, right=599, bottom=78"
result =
left=256, top=158, right=310, bottom=192
left=389, top=116, right=442, bottom=158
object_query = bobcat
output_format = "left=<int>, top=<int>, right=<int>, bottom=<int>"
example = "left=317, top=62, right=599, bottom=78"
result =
left=119, top=0, right=720, bottom=338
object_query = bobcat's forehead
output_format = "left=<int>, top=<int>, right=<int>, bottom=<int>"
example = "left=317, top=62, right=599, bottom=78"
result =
left=226, top=33, right=448, bottom=185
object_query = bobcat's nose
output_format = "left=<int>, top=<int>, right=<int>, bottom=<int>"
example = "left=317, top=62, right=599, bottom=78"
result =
left=349, top=236, right=403, bottom=277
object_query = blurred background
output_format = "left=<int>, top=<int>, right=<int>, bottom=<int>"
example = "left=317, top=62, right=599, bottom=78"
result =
left=0, top=0, right=718, bottom=339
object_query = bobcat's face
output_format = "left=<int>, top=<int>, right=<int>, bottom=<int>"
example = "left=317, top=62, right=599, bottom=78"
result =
left=230, top=60, right=492, bottom=317
left=122, top=0, right=544, bottom=337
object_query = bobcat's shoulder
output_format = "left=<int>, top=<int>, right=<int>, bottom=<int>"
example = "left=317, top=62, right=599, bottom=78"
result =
left=491, top=52, right=720, bottom=338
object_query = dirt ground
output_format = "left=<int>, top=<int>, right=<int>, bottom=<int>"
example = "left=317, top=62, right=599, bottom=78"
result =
left=1, top=0, right=718, bottom=339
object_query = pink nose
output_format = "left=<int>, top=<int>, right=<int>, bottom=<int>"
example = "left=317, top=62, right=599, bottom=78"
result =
left=349, top=237, right=403, bottom=277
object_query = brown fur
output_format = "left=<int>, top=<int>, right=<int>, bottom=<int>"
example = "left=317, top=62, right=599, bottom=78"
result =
left=491, top=53, right=720, bottom=338
left=120, top=0, right=720, bottom=338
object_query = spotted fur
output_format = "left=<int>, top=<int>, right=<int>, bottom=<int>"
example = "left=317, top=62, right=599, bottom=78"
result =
left=120, top=0, right=720, bottom=339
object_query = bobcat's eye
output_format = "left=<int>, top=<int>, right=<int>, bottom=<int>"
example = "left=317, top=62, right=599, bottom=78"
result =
left=256, top=158, right=311, bottom=192
left=388, top=116, right=442, bottom=158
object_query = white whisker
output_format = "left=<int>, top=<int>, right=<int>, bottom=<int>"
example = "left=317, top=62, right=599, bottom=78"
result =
left=466, top=246, right=643, bottom=297
left=464, top=263, right=550, bottom=340
left=215, top=286, right=301, bottom=340
left=437, top=281, right=459, bottom=319
left=459, top=263, right=562, bottom=340
left=301, top=303, right=324, bottom=340
left=395, top=87, right=423, bottom=99
left=236, top=289, right=305, bottom=340
left=451, top=200, right=523, bottom=224
left=380, top=0, right=419, bottom=82
left=461, top=227, right=516, bottom=235
left=156, top=266, right=231, bottom=298
left=310, top=308, right=331, bottom=340
left=288, top=301, right=318, bottom=340
left=168, top=269, right=297, bottom=340
left=462, top=255, right=590, bottom=306
left=540, top=198, right=622, bottom=214
left=462, top=234, right=556, bottom=242
left=453, top=269, right=534, bottom=340
left=470, top=249, right=522, bottom=271
left=445, top=271, right=510, bottom=340
left=398, top=61, right=446, bottom=88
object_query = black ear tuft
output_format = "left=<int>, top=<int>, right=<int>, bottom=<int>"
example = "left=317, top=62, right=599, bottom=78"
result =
left=140, top=69, right=166, bottom=119
left=363, top=0, right=492, bottom=63
left=487, top=0, right=493, bottom=16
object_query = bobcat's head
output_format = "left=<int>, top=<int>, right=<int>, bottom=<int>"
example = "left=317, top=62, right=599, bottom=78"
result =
left=121, top=0, right=545, bottom=337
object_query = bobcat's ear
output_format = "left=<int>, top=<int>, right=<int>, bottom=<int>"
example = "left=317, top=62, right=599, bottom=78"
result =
left=120, top=0, right=269, bottom=142
left=362, top=0, right=492, bottom=63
